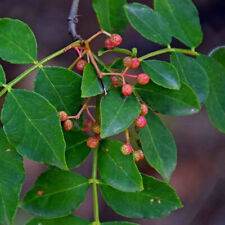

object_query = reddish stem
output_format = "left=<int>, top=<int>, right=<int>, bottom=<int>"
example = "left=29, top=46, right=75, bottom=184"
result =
left=86, top=107, right=97, bottom=123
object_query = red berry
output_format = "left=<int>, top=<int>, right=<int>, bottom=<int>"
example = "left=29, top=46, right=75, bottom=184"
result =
left=111, top=75, right=121, bottom=87
left=86, top=136, right=99, bottom=148
left=137, top=73, right=150, bottom=85
left=131, top=58, right=140, bottom=69
left=110, top=34, right=122, bottom=47
left=121, top=143, right=133, bottom=155
left=138, top=150, right=145, bottom=160
left=123, top=56, right=133, bottom=68
left=122, top=84, right=133, bottom=96
left=63, top=119, right=73, bottom=131
left=135, top=115, right=147, bottom=128
left=58, top=111, right=68, bottom=122
left=133, top=151, right=141, bottom=162
left=76, top=59, right=87, bottom=72
left=105, top=38, right=115, bottom=50
left=140, top=104, right=148, bottom=116
left=92, top=123, right=101, bottom=134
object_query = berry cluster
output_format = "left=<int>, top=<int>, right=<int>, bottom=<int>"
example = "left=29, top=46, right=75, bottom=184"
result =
left=104, top=34, right=123, bottom=49
left=58, top=111, right=74, bottom=131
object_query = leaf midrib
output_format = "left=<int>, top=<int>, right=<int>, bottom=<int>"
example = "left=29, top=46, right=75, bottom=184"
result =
left=10, top=91, right=62, bottom=164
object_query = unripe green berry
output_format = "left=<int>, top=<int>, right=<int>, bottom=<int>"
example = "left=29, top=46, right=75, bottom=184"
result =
left=92, top=123, right=101, bottom=134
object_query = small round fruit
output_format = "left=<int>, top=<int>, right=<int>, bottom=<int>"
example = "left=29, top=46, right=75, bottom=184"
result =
left=63, top=119, right=73, bottom=131
left=140, top=103, right=148, bottom=116
left=137, top=73, right=150, bottom=85
left=92, top=123, right=101, bottom=134
left=131, top=58, right=140, bottom=69
left=111, top=75, right=121, bottom=87
left=135, top=115, right=147, bottom=128
left=110, top=34, right=122, bottom=46
left=121, top=143, right=133, bottom=155
left=133, top=151, right=141, bottom=162
left=122, top=84, right=133, bottom=96
left=105, top=38, right=115, bottom=49
left=58, top=111, right=68, bottom=122
left=86, top=136, right=99, bottom=148
left=76, top=59, right=87, bottom=72
left=138, top=150, right=145, bottom=160
left=123, top=56, right=133, bottom=68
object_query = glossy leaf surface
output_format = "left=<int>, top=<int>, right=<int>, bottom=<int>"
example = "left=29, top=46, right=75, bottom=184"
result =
left=26, top=215, right=90, bottom=225
left=139, top=111, right=177, bottom=181
left=65, top=130, right=91, bottom=169
left=197, top=55, right=225, bottom=133
left=35, top=67, right=82, bottom=115
left=0, top=18, right=37, bottom=64
left=22, top=169, right=90, bottom=218
left=124, top=3, right=171, bottom=46
left=154, top=0, right=203, bottom=48
left=100, top=174, right=182, bottom=219
left=1, top=89, right=67, bottom=169
left=135, top=82, right=200, bottom=116
left=171, top=52, right=208, bottom=105
left=0, top=65, right=6, bottom=86
left=101, top=88, right=140, bottom=138
left=0, top=128, right=25, bottom=225
left=81, top=63, right=110, bottom=98
left=98, top=140, right=143, bottom=192
left=141, top=60, right=180, bottom=89
left=209, top=46, right=225, bottom=69
left=93, top=0, right=128, bottom=34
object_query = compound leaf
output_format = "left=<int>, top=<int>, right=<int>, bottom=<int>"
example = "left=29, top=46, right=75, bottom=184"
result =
left=154, top=0, right=203, bottom=48
left=100, top=174, right=182, bottom=219
left=101, top=88, right=140, bottom=138
left=35, top=67, right=82, bottom=115
left=124, top=3, right=171, bottom=46
left=0, top=18, right=37, bottom=64
left=141, top=60, right=180, bottom=90
left=1, top=89, right=67, bottom=169
left=0, top=128, right=25, bottom=225
left=138, top=111, right=177, bottom=181
left=135, top=82, right=200, bottom=116
left=93, top=0, right=128, bottom=34
left=98, top=140, right=143, bottom=192
left=171, top=52, right=209, bottom=105
left=22, top=169, right=90, bottom=218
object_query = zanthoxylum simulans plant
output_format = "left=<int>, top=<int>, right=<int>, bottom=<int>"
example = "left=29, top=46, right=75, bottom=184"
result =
left=0, top=0, right=225, bottom=225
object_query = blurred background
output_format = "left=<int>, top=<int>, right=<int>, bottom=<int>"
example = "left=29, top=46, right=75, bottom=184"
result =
left=0, top=0, right=225, bottom=224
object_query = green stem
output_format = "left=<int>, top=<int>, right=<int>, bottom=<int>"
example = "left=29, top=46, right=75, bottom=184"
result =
left=138, top=47, right=198, bottom=61
left=92, top=147, right=100, bottom=225
left=0, top=40, right=80, bottom=97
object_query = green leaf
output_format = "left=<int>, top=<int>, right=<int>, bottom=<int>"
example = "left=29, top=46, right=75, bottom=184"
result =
left=100, top=174, right=182, bottom=219
left=102, top=222, right=138, bottom=225
left=93, top=0, right=128, bottom=34
left=141, top=60, right=180, bottom=90
left=209, top=46, right=225, bottom=69
left=135, top=82, right=200, bottom=116
left=0, top=65, right=6, bottom=86
left=0, top=128, right=25, bottom=225
left=34, top=67, right=82, bottom=115
left=170, top=52, right=209, bottom=105
left=98, top=48, right=132, bottom=57
left=65, top=130, right=91, bottom=169
left=22, top=169, right=90, bottom=218
left=154, top=0, right=203, bottom=48
left=1, top=89, right=67, bottom=169
left=138, top=111, right=177, bottom=181
left=26, top=215, right=90, bottom=225
left=101, top=88, right=140, bottom=138
left=124, top=3, right=171, bottom=46
left=98, top=140, right=143, bottom=192
left=197, top=55, right=225, bottom=133
left=0, top=18, right=37, bottom=64
left=81, top=63, right=111, bottom=98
